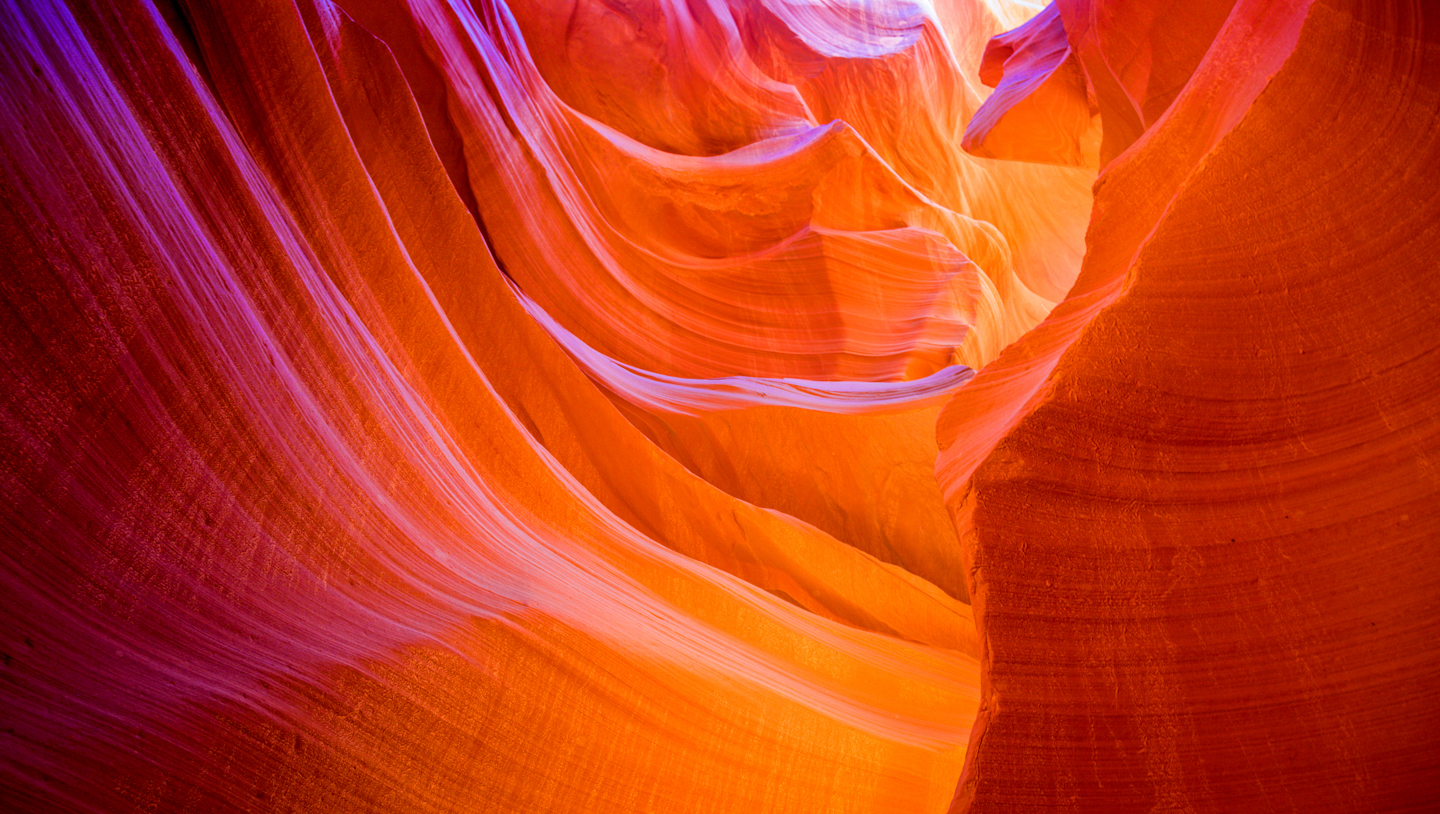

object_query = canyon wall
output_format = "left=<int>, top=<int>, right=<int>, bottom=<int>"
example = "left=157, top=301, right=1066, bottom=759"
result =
left=2, top=0, right=1436, bottom=812
left=944, top=0, right=1440, bottom=810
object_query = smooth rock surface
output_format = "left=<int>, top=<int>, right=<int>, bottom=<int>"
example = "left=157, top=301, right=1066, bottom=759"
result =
left=2, top=0, right=1437, bottom=812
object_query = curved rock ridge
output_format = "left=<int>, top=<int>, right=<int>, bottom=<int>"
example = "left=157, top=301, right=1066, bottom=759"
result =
left=0, top=0, right=1036, bottom=810
left=512, top=280, right=978, bottom=602
left=515, top=284, right=978, bottom=416
left=3, top=0, right=1437, bottom=811
left=943, top=0, right=1440, bottom=811
left=0, top=0, right=1123, bottom=807
left=348, top=0, right=1092, bottom=380
left=961, top=2, right=1099, bottom=167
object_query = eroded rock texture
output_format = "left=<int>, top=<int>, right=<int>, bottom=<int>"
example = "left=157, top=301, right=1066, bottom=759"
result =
left=943, top=0, right=1440, bottom=811
left=1, top=0, right=1436, bottom=812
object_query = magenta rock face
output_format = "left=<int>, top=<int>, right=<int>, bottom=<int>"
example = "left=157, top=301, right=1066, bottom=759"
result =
left=2, top=1, right=1438, bottom=813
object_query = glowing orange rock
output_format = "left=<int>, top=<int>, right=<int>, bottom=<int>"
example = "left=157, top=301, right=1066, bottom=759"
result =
left=961, top=2, right=1097, bottom=167
left=0, top=0, right=984, bottom=810
left=3, top=0, right=1436, bottom=811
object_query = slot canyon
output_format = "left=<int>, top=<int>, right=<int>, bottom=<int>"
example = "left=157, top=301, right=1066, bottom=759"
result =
left=1, top=0, right=1437, bottom=811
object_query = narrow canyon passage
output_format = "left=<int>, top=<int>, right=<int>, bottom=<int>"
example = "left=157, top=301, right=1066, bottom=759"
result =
left=1, top=1, right=1436, bottom=813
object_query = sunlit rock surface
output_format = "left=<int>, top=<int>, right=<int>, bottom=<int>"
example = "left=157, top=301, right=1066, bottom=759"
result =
left=1, top=0, right=1436, bottom=812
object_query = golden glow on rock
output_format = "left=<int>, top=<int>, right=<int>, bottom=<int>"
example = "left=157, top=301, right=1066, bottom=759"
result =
left=1, top=0, right=1436, bottom=812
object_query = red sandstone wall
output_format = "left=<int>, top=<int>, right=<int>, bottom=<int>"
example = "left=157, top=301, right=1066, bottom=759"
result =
left=944, top=0, right=1440, bottom=810
left=1, top=0, right=1436, bottom=811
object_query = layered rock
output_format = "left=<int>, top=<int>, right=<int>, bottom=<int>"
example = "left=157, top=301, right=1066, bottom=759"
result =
left=0, top=0, right=1082, bottom=808
left=0, top=0, right=1002, bottom=810
left=943, top=0, right=1440, bottom=810
left=2, top=0, right=1436, bottom=811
